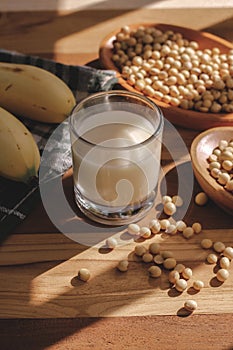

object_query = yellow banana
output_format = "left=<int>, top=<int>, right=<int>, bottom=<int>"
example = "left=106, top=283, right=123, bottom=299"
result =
left=0, top=107, right=40, bottom=183
left=0, top=62, right=76, bottom=123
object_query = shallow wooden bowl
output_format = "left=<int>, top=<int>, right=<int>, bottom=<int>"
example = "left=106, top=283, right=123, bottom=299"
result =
left=190, top=126, right=233, bottom=216
left=99, top=23, right=233, bottom=131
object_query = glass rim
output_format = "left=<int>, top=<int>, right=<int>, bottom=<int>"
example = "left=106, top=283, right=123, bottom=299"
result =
left=69, top=90, right=164, bottom=150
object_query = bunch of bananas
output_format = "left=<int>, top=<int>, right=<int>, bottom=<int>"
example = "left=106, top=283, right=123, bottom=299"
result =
left=0, top=62, right=76, bottom=184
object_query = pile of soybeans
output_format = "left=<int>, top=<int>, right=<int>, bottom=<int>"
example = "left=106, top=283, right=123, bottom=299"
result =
left=111, top=25, right=233, bottom=113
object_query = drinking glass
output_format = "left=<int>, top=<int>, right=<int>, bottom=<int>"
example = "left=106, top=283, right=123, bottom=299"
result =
left=69, top=90, right=164, bottom=225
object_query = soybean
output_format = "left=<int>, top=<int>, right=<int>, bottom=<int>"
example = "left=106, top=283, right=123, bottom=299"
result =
left=117, top=260, right=129, bottom=272
left=78, top=268, right=91, bottom=282
left=216, top=268, right=229, bottom=282
left=184, top=299, right=197, bottom=312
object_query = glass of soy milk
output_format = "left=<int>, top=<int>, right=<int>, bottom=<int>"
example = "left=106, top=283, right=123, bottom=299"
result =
left=69, top=90, right=164, bottom=225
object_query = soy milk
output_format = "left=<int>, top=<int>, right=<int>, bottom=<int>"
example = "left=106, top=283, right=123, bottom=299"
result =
left=71, top=110, right=162, bottom=211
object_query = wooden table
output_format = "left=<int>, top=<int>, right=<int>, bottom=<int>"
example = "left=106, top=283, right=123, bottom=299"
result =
left=0, top=6, right=233, bottom=350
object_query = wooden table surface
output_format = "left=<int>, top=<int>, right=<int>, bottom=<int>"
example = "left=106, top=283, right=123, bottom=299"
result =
left=1, top=5, right=233, bottom=350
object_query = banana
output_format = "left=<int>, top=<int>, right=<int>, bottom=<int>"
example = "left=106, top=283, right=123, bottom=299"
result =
left=0, top=107, right=40, bottom=183
left=0, top=62, right=76, bottom=123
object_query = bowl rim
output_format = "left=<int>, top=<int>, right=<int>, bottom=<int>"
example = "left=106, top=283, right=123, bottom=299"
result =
left=190, top=126, right=233, bottom=215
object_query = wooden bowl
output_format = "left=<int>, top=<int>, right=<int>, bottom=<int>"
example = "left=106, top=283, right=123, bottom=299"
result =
left=99, top=23, right=233, bottom=131
left=190, top=126, right=233, bottom=216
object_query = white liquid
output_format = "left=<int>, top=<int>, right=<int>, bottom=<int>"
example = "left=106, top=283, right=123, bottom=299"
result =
left=71, top=110, right=162, bottom=210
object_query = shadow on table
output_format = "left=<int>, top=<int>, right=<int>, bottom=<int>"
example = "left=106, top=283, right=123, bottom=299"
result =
left=0, top=5, right=233, bottom=349
left=1, top=159, right=233, bottom=350
left=0, top=0, right=165, bottom=60
left=1, top=3, right=232, bottom=64
left=202, top=16, right=233, bottom=43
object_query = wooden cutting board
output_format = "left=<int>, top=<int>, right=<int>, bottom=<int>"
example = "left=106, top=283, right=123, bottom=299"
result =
left=0, top=125, right=232, bottom=319
left=0, top=222, right=232, bottom=318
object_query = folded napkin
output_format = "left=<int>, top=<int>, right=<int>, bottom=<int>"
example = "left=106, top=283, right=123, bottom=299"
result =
left=0, top=49, right=118, bottom=240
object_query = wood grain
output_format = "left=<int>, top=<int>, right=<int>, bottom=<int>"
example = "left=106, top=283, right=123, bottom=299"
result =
left=0, top=227, right=233, bottom=318
left=0, top=7, right=233, bottom=350
left=0, top=315, right=233, bottom=350
left=1, top=123, right=232, bottom=318
left=0, top=8, right=233, bottom=60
